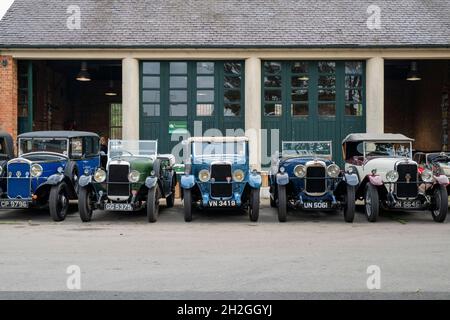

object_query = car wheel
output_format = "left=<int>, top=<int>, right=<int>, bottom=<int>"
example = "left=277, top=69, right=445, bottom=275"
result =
left=364, top=183, right=379, bottom=222
left=166, top=177, right=176, bottom=208
left=249, top=188, right=260, bottom=222
left=270, top=194, right=277, bottom=208
left=72, top=167, right=79, bottom=195
left=183, top=189, right=193, bottom=222
left=431, top=185, right=448, bottom=223
left=146, top=186, right=160, bottom=223
left=49, top=182, right=69, bottom=222
left=343, top=186, right=356, bottom=223
left=277, top=185, right=287, bottom=222
left=79, top=187, right=94, bottom=222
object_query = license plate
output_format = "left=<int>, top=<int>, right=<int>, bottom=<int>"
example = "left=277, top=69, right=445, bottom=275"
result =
left=394, top=200, right=422, bottom=209
left=0, top=200, right=30, bottom=209
left=208, top=200, right=237, bottom=207
left=104, top=203, right=134, bottom=211
left=302, top=201, right=331, bottom=209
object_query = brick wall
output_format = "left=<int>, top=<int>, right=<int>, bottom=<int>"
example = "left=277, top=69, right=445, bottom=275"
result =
left=0, top=56, right=18, bottom=139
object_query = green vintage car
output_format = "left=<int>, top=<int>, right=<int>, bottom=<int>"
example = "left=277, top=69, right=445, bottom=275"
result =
left=78, top=140, right=177, bottom=223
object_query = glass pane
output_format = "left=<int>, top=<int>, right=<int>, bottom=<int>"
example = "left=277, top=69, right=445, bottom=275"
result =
left=345, top=62, right=363, bottom=74
left=345, top=75, right=362, bottom=88
left=170, top=76, right=187, bottom=88
left=142, top=90, right=160, bottom=103
left=318, top=61, right=336, bottom=73
left=197, top=76, right=214, bottom=88
left=291, top=62, right=308, bottom=73
left=224, top=103, right=241, bottom=117
left=170, top=90, right=187, bottom=103
left=224, top=76, right=241, bottom=89
left=142, top=76, right=160, bottom=89
left=264, top=62, right=281, bottom=74
left=265, top=76, right=282, bottom=87
left=318, top=75, right=336, bottom=88
left=264, top=89, right=282, bottom=102
left=291, top=89, right=308, bottom=102
left=224, top=90, right=241, bottom=103
left=224, top=62, right=242, bottom=75
left=142, top=62, right=160, bottom=74
left=197, top=62, right=214, bottom=74
left=318, top=103, right=336, bottom=116
left=143, top=104, right=160, bottom=117
left=292, top=104, right=308, bottom=116
left=170, top=104, right=188, bottom=117
left=264, top=104, right=282, bottom=116
left=197, top=104, right=214, bottom=116
left=345, top=89, right=362, bottom=103
left=170, top=62, right=187, bottom=74
left=291, top=76, right=308, bottom=88
left=345, top=103, right=363, bottom=116
left=197, top=90, right=214, bottom=102
left=318, top=89, right=336, bottom=101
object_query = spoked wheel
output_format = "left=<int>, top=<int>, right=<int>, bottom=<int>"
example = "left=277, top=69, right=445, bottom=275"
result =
left=277, top=185, right=287, bottom=222
left=183, top=189, right=193, bottom=222
left=364, top=183, right=379, bottom=222
left=78, top=187, right=95, bottom=222
left=49, top=182, right=69, bottom=222
left=431, top=185, right=448, bottom=223
left=249, top=188, right=260, bottom=222
left=146, top=186, right=160, bottom=223
left=343, top=186, right=356, bottom=223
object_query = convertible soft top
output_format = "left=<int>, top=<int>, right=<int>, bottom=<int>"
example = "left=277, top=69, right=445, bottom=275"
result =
left=187, top=136, right=249, bottom=143
left=18, top=131, right=99, bottom=139
left=342, top=133, right=414, bottom=144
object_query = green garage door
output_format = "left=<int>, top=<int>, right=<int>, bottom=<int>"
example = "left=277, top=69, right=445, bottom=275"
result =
left=140, top=61, right=245, bottom=157
left=262, top=61, right=365, bottom=166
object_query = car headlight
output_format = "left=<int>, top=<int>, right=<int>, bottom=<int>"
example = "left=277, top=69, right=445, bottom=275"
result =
left=94, top=169, right=106, bottom=183
left=128, top=170, right=140, bottom=183
left=279, top=166, right=285, bottom=173
left=233, top=169, right=245, bottom=182
left=30, top=164, right=43, bottom=178
left=421, top=169, right=433, bottom=183
left=293, top=165, right=306, bottom=178
left=385, top=170, right=399, bottom=183
left=198, top=169, right=210, bottom=182
left=327, top=164, right=340, bottom=178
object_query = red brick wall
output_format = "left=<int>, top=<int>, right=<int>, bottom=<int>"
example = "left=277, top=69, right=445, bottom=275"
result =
left=0, top=56, right=18, bottom=140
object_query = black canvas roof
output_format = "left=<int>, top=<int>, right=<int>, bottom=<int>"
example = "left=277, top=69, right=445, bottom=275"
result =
left=18, top=131, right=99, bottom=139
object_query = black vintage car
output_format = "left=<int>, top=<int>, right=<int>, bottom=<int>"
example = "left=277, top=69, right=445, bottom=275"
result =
left=0, top=131, right=15, bottom=195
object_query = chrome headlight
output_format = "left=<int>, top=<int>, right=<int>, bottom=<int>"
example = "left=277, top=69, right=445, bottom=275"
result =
left=279, top=166, right=285, bottom=173
left=232, top=169, right=245, bottom=182
left=30, top=164, right=43, bottom=178
left=327, top=164, right=340, bottom=178
left=385, top=170, right=399, bottom=183
left=94, top=169, right=106, bottom=183
left=421, top=169, right=433, bottom=183
left=128, top=170, right=140, bottom=183
left=293, top=165, right=306, bottom=178
left=198, top=169, right=210, bottom=182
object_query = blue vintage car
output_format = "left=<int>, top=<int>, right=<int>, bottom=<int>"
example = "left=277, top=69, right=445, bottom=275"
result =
left=180, top=137, right=262, bottom=222
left=0, top=131, right=101, bottom=221
left=269, top=141, right=358, bottom=222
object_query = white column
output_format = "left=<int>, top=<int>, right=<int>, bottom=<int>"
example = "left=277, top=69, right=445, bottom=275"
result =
left=122, top=57, right=140, bottom=140
left=245, top=56, right=262, bottom=170
left=366, top=57, right=384, bottom=133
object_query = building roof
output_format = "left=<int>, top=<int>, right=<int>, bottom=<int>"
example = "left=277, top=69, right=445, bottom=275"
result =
left=18, top=131, right=99, bottom=139
left=342, top=133, right=414, bottom=143
left=0, top=0, right=449, bottom=49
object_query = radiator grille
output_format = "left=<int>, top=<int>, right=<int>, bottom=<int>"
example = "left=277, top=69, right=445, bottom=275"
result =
left=107, top=164, right=130, bottom=197
left=396, top=163, right=418, bottom=198
left=210, top=164, right=232, bottom=198
left=305, top=165, right=326, bottom=194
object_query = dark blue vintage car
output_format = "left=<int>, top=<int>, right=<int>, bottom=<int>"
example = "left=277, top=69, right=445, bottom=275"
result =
left=0, top=131, right=101, bottom=221
left=269, top=141, right=358, bottom=222
left=180, top=137, right=262, bottom=222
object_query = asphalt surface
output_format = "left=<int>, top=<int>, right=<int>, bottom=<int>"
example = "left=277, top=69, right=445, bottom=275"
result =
left=0, top=198, right=449, bottom=300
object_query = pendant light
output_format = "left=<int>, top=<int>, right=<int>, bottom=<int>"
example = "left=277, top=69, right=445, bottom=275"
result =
left=406, top=61, right=421, bottom=81
left=76, top=61, right=91, bottom=82
left=105, top=80, right=117, bottom=96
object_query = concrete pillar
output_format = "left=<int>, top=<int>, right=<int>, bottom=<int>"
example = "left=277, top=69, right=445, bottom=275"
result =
left=122, top=57, right=140, bottom=140
left=366, top=57, right=384, bottom=133
left=0, top=56, right=18, bottom=140
left=245, top=56, right=262, bottom=170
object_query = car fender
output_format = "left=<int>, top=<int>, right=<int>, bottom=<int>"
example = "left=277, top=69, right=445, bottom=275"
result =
left=181, top=174, right=195, bottom=190
left=435, top=175, right=449, bottom=186
left=46, top=173, right=65, bottom=186
left=276, top=173, right=289, bottom=186
left=344, top=173, right=359, bottom=187
left=145, top=176, right=158, bottom=189
left=249, top=173, right=262, bottom=189
left=79, top=175, right=92, bottom=188
left=368, top=175, right=383, bottom=186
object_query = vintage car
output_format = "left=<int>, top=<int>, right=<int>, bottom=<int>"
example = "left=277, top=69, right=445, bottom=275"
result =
left=180, top=137, right=262, bottom=222
left=78, top=140, right=177, bottom=223
left=0, top=131, right=15, bottom=195
left=414, top=152, right=450, bottom=192
left=343, top=133, right=449, bottom=222
left=269, top=141, right=358, bottom=222
left=0, top=131, right=101, bottom=221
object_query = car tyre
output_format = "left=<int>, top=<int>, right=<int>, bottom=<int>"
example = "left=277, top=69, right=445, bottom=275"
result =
left=79, top=187, right=94, bottom=222
left=49, top=182, right=69, bottom=222
left=277, top=185, right=287, bottom=222
left=183, top=188, right=193, bottom=222
left=147, top=186, right=160, bottom=223
left=431, top=185, right=448, bottom=223
left=364, top=183, right=379, bottom=222
left=270, top=194, right=277, bottom=208
left=343, top=186, right=356, bottom=223
left=249, top=188, right=260, bottom=222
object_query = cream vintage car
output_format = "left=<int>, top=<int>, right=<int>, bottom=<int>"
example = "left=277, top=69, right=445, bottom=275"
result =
left=342, top=133, right=449, bottom=223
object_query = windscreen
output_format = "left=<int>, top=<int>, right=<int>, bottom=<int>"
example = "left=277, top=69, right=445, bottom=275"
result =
left=192, top=141, right=246, bottom=158
left=363, top=142, right=412, bottom=158
left=19, top=138, right=69, bottom=156
left=281, top=141, right=332, bottom=159
left=108, top=140, right=157, bottom=159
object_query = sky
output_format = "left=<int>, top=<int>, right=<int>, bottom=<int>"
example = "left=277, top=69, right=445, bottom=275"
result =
left=0, top=0, right=15, bottom=20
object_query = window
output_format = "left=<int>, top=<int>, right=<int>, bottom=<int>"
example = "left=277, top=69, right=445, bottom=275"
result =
left=291, top=62, right=309, bottom=117
left=224, top=62, right=243, bottom=117
left=196, top=62, right=215, bottom=116
left=263, top=62, right=283, bottom=116
left=110, top=103, right=122, bottom=139
left=344, top=62, right=364, bottom=116
left=170, top=62, right=188, bottom=117
left=142, top=62, right=161, bottom=117
left=318, top=61, right=336, bottom=117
